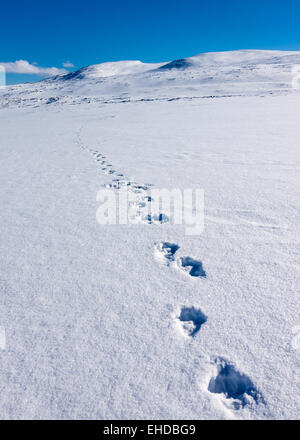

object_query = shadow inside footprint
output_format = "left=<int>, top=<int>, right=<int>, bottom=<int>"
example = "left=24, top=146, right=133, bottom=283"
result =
left=179, top=306, right=207, bottom=337
left=180, top=257, right=206, bottom=277
left=162, top=242, right=180, bottom=261
left=208, top=358, right=262, bottom=408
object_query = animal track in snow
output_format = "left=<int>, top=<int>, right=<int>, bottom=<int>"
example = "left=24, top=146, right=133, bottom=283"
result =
left=207, top=358, right=263, bottom=409
left=133, top=184, right=149, bottom=191
left=161, top=242, right=180, bottom=260
left=155, top=241, right=180, bottom=264
left=177, top=306, right=207, bottom=337
left=155, top=242, right=207, bottom=278
left=76, top=133, right=170, bottom=225
left=142, top=213, right=170, bottom=224
left=179, top=257, right=206, bottom=278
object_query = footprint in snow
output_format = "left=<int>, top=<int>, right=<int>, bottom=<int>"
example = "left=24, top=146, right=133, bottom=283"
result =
left=156, top=242, right=180, bottom=263
left=155, top=242, right=206, bottom=278
left=179, top=256, right=206, bottom=278
left=207, top=357, right=264, bottom=409
left=142, top=213, right=169, bottom=224
left=177, top=306, right=207, bottom=337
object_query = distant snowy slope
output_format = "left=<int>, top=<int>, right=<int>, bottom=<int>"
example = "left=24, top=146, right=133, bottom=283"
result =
left=64, top=60, right=165, bottom=79
left=175, top=49, right=300, bottom=67
left=1, top=50, right=300, bottom=108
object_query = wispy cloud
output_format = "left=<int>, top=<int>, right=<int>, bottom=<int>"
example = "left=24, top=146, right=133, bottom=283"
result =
left=0, top=60, right=68, bottom=76
left=63, top=61, right=75, bottom=68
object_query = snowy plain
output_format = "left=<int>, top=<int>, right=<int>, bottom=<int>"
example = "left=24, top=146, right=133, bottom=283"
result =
left=0, top=50, right=299, bottom=419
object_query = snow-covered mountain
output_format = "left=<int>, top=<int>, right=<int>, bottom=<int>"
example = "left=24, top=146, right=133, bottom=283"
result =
left=0, top=50, right=299, bottom=420
left=1, top=50, right=300, bottom=108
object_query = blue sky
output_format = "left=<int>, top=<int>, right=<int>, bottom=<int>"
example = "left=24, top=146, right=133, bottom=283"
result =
left=1, top=0, right=300, bottom=84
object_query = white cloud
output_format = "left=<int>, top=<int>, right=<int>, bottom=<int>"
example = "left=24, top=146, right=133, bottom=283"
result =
left=63, top=61, right=75, bottom=68
left=0, top=60, right=68, bottom=76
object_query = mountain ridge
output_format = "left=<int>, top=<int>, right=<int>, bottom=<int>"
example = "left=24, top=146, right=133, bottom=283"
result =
left=1, top=49, right=300, bottom=108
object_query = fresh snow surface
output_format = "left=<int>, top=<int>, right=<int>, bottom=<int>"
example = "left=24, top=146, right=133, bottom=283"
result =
left=0, top=50, right=299, bottom=419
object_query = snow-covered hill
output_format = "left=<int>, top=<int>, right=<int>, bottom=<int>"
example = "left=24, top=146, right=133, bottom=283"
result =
left=0, top=51, right=299, bottom=420
left=1, top=49, right=300, bottom=108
